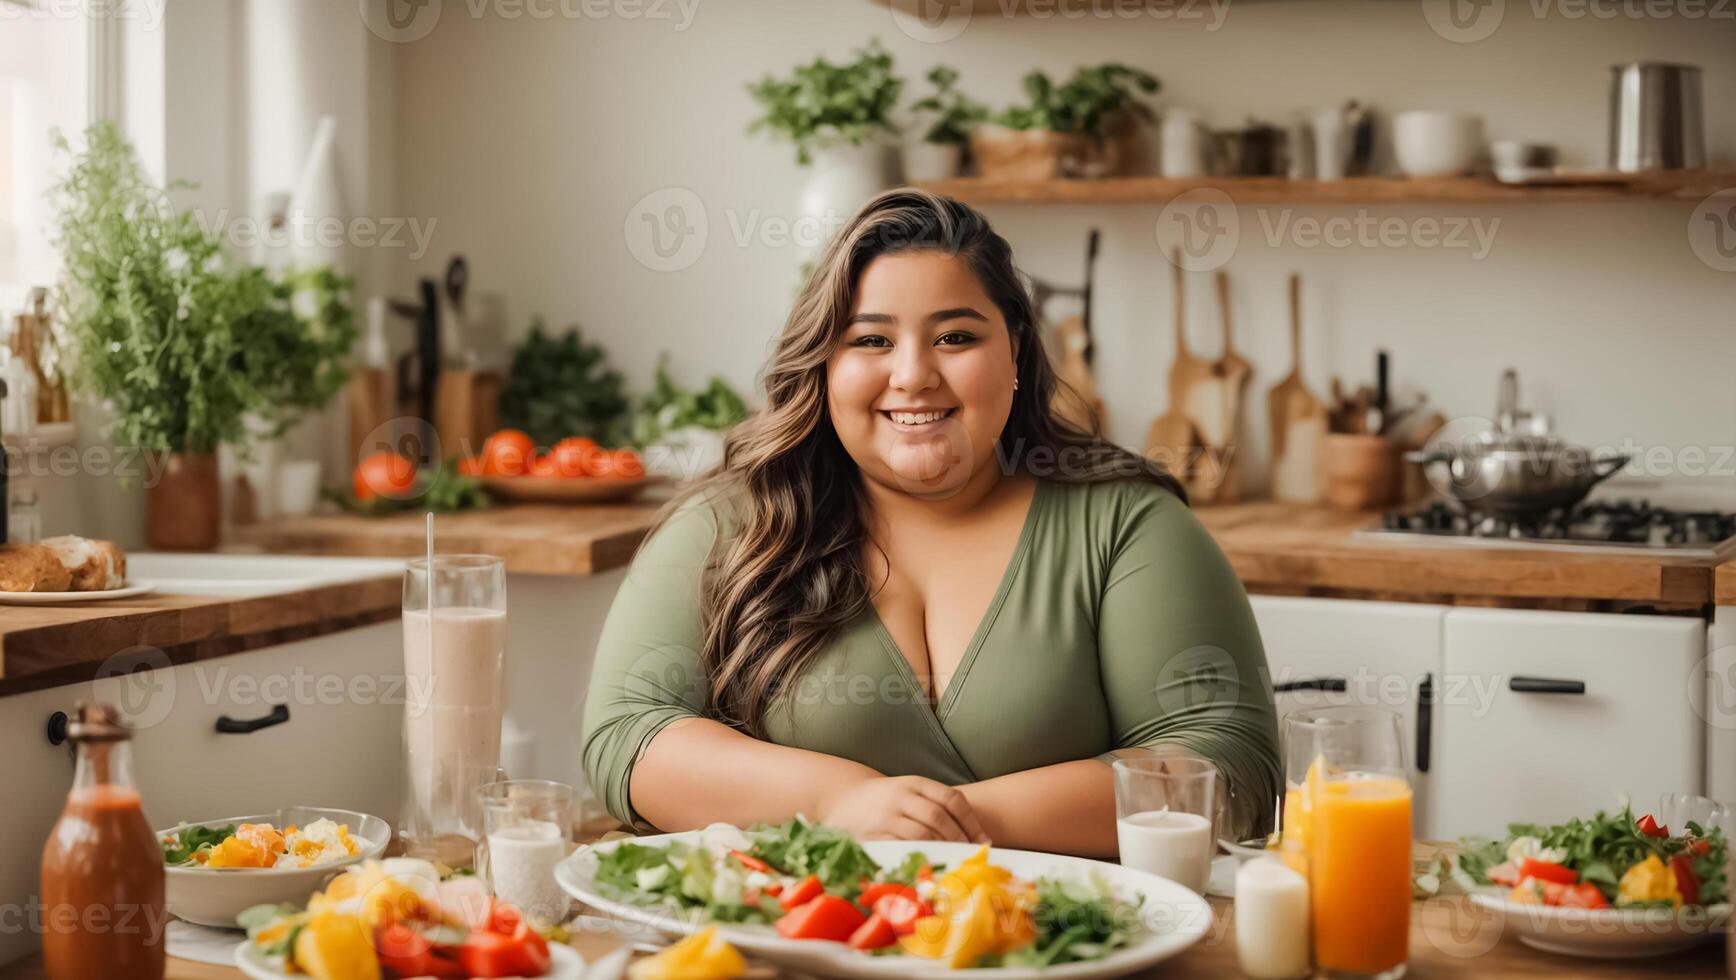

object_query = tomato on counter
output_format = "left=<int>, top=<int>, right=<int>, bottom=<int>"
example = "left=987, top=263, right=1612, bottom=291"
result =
left=551, top=437, right=601, bottom=477
left=354, top=452, right=417, bottom=501
left=481, top=429, right=536, bottom=476
left=592, top=448, right=645, bottom=479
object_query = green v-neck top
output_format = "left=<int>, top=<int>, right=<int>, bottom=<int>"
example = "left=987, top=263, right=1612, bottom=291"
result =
left=582, top=477, right=1282, bottom=834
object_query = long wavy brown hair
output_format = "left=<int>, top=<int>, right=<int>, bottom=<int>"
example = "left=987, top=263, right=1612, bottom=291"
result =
left=653, top=188, right=1184, bottom=735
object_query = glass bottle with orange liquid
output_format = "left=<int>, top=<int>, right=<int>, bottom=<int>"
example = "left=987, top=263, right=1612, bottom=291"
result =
left=39, top=702, right=165, bottom=980
left=1284, top=707, right=1412, bottom=980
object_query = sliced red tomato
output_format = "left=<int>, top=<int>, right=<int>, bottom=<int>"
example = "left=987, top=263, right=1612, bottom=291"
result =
left=916, top=863, right=933, bottom=883
left=1486, top=862, right=1521, bottom=887
left=1519, top=858, right=1577, bottom=885
left=858, top=883, right=918, bottom=909
left=764, top=883, right=784, bottom=897
left=375, top=921, right=437, bottom=978
left=458, top=902, right=551, bottom=978
left=1558, top=882, right=1610, bottom=909
left=730, top=849, right=773, bottom=874
left=871, top=892, right=932, bottom=936
left=847, top=913, right=898, bottom=951
left=1670, top=854, right=1701, bottom=905
left=1637, top=813, right=1669, bottom=838
left=778, top=874, right=823, bottom=911
left=1688, top=838, right=1712, bottom=857
left=1533, top=880, right=1569, bottom=906
left=775, top=895, right=866, bottom=944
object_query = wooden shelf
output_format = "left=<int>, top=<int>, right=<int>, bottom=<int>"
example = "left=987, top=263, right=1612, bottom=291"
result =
left=912, top=173, right=1735, bottom=206
left=875, top=0, right=1189, bottom=12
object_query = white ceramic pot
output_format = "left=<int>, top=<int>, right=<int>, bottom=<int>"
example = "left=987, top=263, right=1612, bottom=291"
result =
left=796, top=138, right=891, bottom=257
left=900, top=139, right=963, bottom=182
left=1160, top=109, right=1211, bottom=178
left=1393, top=111, right=1486, bottom=178
left=647, top=426, right=727, bottom=483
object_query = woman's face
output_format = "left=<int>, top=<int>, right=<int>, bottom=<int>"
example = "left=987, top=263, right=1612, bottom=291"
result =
left=826, top=250, right=1018, bottom=498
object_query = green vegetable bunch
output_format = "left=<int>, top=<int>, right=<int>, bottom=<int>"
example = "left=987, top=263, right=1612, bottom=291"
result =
left=594, top=839, right=778, bottom=924
left=498, top=321, right=630, bottom=447
left=1002, top=874, right=1143, bottom=968
left=747, top=817, right=881, bottom=898
left=995, top=64, right=1159, bottom=138
left=910, top=66, right=987, bottom=146
left=630, top=354, right=748, bottom=448
left=748, top=41, right=903, bottom=165
left=1458, top=804, right=1728, bottom=905
left=50, top=122, right=356, bottom=457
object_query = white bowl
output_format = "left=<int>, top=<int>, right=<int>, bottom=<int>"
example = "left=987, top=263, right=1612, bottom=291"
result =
left=160, top=806, right=390, bottom=928
left=1394, top=111, right=1485, bottom=178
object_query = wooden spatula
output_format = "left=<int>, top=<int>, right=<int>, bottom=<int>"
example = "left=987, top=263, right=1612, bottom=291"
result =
left=1146, top=252, right=1206, bottom=482
left=1268, top=273, right=1327, bottom=503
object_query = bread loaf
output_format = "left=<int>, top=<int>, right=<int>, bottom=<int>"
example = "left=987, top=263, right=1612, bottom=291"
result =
left=0, top=543, right=74, bottom=592
left=40, top=536, right=127, bottom=591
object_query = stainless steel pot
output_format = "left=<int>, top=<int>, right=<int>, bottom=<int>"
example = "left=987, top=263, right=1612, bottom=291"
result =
left=1405, top=436, right=1630, bottom=516
left=1609, top=62, right=1705, bottom=172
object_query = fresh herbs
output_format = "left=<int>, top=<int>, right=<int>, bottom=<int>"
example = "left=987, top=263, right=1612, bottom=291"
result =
left=629, top=355, right=748, bottom=448
left=593, top=840, right=779, bottom=924
left=498, top=321, right=630, bottom=447
left=995, top=64, right=1159, bottom=138
left=910, top=66, right=986, bottom=146
left=162, top=824, right=235, bottom=865
left=1003, top=874, right=1143, bottom=968
left=747, top=41, right=902, bottom=165
left=50, top=123, right=356, bottom=457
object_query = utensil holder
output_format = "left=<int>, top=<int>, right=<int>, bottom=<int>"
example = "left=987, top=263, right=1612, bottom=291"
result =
left=1321, top=434, right=1397, bottom=511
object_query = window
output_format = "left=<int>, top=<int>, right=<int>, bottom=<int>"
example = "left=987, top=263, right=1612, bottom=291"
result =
left=0, top=0, right=90, bottom=306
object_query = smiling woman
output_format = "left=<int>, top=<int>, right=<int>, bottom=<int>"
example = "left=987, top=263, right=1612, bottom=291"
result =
left=582, top=189, right=1280, bottom=858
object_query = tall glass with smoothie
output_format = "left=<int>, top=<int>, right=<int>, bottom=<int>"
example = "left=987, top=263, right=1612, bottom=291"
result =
left=402, top=554, right=507, bottom=867
left=1284, top=707, right=1411, bottom=980
left=39, top=702, right=166, bottom=980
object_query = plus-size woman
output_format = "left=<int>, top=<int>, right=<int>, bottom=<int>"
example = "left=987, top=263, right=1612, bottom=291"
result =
left=583, top=190, right=1280, bottom=858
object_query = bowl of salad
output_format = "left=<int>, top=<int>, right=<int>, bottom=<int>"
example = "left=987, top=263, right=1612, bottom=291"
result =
left=158, top=806, right=389, bottom=927
left=555, top=817, right=1212, bottom=978
left=1455, top=799, right=1731, bottom=958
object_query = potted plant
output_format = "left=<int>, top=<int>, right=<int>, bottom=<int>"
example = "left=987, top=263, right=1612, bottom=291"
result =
left=50, top=123, right=356, bottom=550
left=973, top=64, right=1160, bottom=180
left=747, top=41, right=902, bottom=251
left=903, top=66, right=986, bottom=183
left=629, top=355, right=749, bottom=483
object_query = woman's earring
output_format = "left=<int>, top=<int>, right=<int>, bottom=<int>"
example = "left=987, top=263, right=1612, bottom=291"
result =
left=1013, top=377, right=1020, bottom=391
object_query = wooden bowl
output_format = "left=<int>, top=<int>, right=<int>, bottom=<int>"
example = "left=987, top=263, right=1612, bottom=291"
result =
left=480, top=474, right=662, bottom=504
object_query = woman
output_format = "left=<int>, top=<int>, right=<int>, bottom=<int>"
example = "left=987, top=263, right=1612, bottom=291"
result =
left=583, top=189, right=1279, bottom=858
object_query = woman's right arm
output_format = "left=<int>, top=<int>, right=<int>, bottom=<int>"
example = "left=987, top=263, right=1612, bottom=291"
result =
left=582, top=498, right=987, bottom=842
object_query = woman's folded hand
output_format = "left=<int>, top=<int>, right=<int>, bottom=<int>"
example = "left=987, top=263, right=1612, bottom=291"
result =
left=816, top=775, right=992, bottom=844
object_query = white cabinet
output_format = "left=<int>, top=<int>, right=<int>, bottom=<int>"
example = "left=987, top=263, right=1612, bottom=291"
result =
left=1250, top=596, right=1445, bottom=837
left=1433, top=608, right=1703, bottom=840
left=1707, top=604, right=1736, bottom=808
left=0, top=622, right=405, bottom=967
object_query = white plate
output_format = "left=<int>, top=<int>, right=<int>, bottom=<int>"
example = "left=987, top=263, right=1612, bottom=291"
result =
left=234, top=935, right=585, bottom=979
left=0, top=582, right=156, bottom=604
left=557, top=834, right=1213, bottom=979
left=1468, top=888, right=1731, bottom=958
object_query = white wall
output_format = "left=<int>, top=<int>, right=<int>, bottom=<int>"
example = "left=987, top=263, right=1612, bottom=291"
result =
left=387, top=0, right=1736, bottom=500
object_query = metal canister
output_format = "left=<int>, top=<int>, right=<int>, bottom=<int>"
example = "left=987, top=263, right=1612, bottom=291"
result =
left=1608, top=62, right=1705, bottom=171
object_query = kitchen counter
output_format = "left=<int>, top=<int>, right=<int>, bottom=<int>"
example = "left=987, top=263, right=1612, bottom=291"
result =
left=234, top=500, right=1720, bottom=604
left=0, top=557, right=401, bottom=696
left=1717, top=561, right=1736, bottom=606
left=1197, top=503, right=1717, bottom=607
left=231, top=502, right=665, bottom=576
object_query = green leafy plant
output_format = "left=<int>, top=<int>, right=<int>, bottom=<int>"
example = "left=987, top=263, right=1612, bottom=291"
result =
left=747, top=40, right=902, bottom=165
left=49, top=122, right=356, bottom=457
left=498, top=320, right=630, bottom=447
left=910, top=66, right=986, bottom=146
left=629, top=354, right=748, bottom=447
left=994, top=64, right=1159, bottom=138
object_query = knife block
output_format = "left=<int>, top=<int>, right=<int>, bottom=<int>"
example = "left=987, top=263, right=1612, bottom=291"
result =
left=435, top=370, right=502, bottom=461
left=346, top=367, right=394, bottom=465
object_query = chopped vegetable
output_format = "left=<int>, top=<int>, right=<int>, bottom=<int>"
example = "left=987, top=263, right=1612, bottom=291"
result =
left=161, top=824, right=235, bottom=865
left=1617, top=854, right=1683, bottom=907
left=1518, top=858, right=1576, bottom=885
left=1670, top=854, right=1700, bottom=906
left=847, top=913, right=898, bottom=951
left=749, top=818, right=880, bottom=897
left=627, top=926, right=746, bottom=979
left=777, top=874, right=824, bottom=911
left=1637, top=814, right=1668, bottom=839
left=775, top=896, right=866, bottom=943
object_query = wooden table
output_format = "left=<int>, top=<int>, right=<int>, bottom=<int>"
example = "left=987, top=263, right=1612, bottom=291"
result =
left=2, top=892, right=1725, bottom=979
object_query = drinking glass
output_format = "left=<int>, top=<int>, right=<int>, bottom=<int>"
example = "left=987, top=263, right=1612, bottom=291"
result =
left=400, top=555, right=507, bottom=868
left=476, top=780, right=574, bottom=926
left=1112, top=755, right=1219, bottom=894
left=1285, top=706, right=1410, bottom=979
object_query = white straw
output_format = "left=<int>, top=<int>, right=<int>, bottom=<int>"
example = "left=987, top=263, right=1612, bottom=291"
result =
left=426, top=511, right=436, bottom=643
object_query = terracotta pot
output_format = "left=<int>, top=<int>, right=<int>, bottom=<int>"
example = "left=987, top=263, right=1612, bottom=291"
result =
left=1321, top=434, right=1398, bottom=511
left=146, top=452, right=221, bottom=551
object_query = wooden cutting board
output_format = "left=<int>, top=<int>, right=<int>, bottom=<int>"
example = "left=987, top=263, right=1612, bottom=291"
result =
left=1146, top=253, right=1209, bottom=481
left=1185, top=271, right=1252, bottom=503
left=1268, top=273, right=1327, bottom=503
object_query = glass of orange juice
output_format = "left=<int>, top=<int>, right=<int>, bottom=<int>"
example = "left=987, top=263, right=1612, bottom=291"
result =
left=1284, top=707, right=1411, bottom=979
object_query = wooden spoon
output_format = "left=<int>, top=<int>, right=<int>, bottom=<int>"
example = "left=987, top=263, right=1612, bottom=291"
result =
left=1146, top=252, right=1207, bottom=481
left=1268, top=273, right=1327, bottom=502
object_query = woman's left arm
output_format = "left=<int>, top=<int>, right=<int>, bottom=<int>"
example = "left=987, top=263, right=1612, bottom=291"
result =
left=959, top=486, right=1282, bottom=857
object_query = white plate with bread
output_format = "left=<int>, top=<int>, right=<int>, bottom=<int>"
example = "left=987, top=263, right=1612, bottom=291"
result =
left=0, top=535, right=149, bottom=603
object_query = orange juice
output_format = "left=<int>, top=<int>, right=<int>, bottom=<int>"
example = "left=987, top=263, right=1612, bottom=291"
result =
left=1308, top=774, right=1411, bottom=976
left=1279, top=786, right=1308, bottom=876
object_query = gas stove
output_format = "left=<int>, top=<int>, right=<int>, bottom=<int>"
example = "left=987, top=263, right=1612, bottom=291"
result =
left=1357, top=499, right=1736, bottom=559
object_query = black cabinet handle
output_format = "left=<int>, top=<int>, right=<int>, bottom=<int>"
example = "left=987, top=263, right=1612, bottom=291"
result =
left=1416, top=674, right=1433, bottom=774
left=215, top=704, right=291, bottom=734
left=1509, top=676, right=1586, bottom=695
left=1274, top=677, right=1349, bottom=694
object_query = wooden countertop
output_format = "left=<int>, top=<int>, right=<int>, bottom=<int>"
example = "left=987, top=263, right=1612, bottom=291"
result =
left=0, top=577, right=400, bottom=696
left=233, top=499, right=1722, bottom=605
left=1197, top=503, right=1717, bottom=607
left=232, top=502, right=664, bottom=577
left=1717, top=561, right=1736, bottom=606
